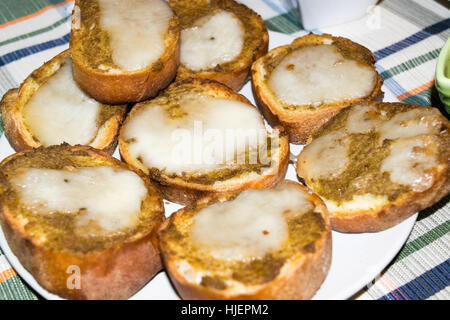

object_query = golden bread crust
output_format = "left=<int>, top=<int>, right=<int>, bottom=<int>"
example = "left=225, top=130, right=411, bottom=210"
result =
left=251, top=33, right=383, bottom=144
left=169, top=0, right=268, bottom=91
left=70, top=0, right=180, bottom=104
left=0, top=145, right=165, bottom=299
left=158, top=181, right=332, bottom=299
left=0, top=50, right=127, bottom=154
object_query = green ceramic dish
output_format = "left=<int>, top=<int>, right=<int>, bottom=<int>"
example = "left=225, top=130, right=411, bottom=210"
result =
left=436, top=37, right=450, bottom=113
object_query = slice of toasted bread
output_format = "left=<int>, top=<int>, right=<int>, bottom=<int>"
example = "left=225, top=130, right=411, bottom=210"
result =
left=158, top=180, right=331, bottom=300
left=119, top=78, right=289, bottom=205
left=70, top=0, right=180, bottom=104
left=169, top=0, right=268, bottom=91
left=0, top=144, right=165, bottom=299
left=0, top=50, right=127, bottom=154
left=252, top=33, right=383, bottom=144
left=297, top=101, right=450, bottom=233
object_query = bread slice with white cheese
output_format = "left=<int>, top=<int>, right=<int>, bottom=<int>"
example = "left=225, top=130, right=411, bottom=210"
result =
left=0, top=145, right=165, bottom=299
left=70, top=0, right=180, bottom=104
left=297, top=101, right=450, bottom=233
left=0, top=50, right=127, bottom=154
left=158, top=180, right=332, bottom=300
left=169, top=0, right=268, bottom=91
left=119, top=78, right=289, bottom=205
left=252, top=33, right=383, bottom=144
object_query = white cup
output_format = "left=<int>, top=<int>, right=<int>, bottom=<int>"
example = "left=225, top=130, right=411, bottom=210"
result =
left=297, top=0, right=378, bottom=30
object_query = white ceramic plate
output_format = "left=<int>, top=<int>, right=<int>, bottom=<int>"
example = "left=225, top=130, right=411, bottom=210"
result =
left=0, top=31, right=417, bottom=300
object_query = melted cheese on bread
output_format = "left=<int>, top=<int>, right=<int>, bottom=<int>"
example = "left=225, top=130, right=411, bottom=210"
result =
left=98, top=0, right=173, bottom=71
left=191, top=183, right=314, bottom=260
left=24, top=60, right=100, bottom=146
left=345, top=103, right=382, bottom=134
left=122, top=94, right=267, bottom=174
left=378, top=108, right=443, bottom=141
left=268, top=45, right=377, bottom=107
left=297, top=131, right=350, bottom=180
left=11, top=166, right=148, bottom=233
left=381, top=136, right=439, bottom=192
left=180, top=10, right=244, bottom=71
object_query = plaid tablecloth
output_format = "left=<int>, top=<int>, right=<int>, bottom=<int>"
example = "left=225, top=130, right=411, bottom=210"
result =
left=0, top=0, right=448, bottom=300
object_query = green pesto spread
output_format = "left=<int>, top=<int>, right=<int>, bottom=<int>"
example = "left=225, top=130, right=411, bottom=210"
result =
left=75, top=0, right=116, bottom=69
left=95, top=103, right=126, bottom=130
left=315, top=131, right=410, bottom=202
left=305, top=103, right=449, bottom=203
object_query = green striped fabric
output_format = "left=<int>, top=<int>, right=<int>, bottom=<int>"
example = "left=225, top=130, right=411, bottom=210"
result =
left=394, top=204, right=449, bottom=263
left=265, top=10, right=303, bottom=34
left=395, top=221, right=449, bottom=261
left=403, top=87, right=436, bottom=106
left=0, top=247, right=38, bottom=299
left=379, top=48, right=442, bottom=80
left=0, top=15, right=71, bottom=47
left=0, top=0, right=65, bottom=25
left=0, top=278, right=38, bottom=300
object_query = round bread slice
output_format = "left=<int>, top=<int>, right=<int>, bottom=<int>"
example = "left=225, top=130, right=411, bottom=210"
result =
left=158, top=180, right=332, bottom=300
left=0, top=50, right=127, bottom=154
left=70, top=0, right=180, bottom=104
left=0, top=145, right=165, bottom=299
left=169, top=0, right=268, bottom=91
left=297, top=101, right=450, bottom=233
left=119, top=78, right=289, bottom=205
left=252, top=33, right=383, bottom=144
